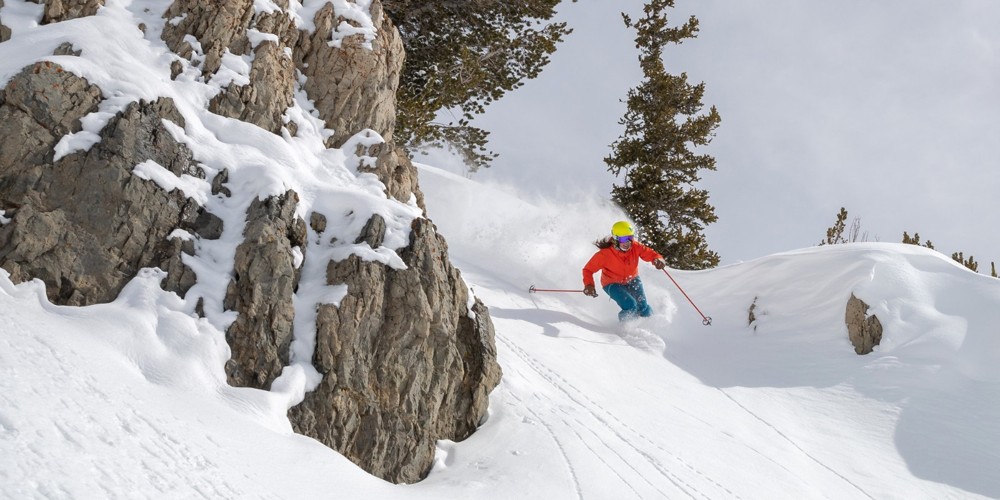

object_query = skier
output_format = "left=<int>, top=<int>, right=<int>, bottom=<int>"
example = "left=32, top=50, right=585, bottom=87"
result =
left=582, top=221, right=667, bottom=322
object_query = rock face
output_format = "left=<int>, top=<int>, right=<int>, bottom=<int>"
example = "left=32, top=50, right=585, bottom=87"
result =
left=223, top=191, right=307, bottom=389
left=0, top=62, right=204, bottom=305
left=291, top=217, right=500, bottom=482
left=296, top=1, right=403, bottom=148
left=0, top=0, right=500, bottom=484
left=846, top=293, right=883, bottom=355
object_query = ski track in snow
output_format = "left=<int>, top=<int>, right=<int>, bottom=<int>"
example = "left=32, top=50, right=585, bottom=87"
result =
left=562, top=407, right=672, bottom=498
left=497, top=332, right=740, bottom=499
left=505, top=389, right=585, bottom=500
left=714, top=387, right=876, bottom=500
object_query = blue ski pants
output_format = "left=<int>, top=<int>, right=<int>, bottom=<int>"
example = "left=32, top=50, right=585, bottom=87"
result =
left=603, top=276, right=652, bottom=322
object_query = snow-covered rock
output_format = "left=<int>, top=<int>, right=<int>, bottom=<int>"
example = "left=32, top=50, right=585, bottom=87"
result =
left=0, top=0, right=498, bottom=483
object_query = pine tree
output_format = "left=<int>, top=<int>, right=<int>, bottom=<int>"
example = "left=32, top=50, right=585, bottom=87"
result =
left=902, top=231, right=996, bottom=275
left=605, top=0, right=721, bottom=270
left=902, top=231, right=934, bottom=249
left=952, top=252, right=979, bottom=273
left=383, top=0, right=572, bottom=171
left=821, top=208, right=849, bottom=245
left=818, top=207, right=872, bottom=245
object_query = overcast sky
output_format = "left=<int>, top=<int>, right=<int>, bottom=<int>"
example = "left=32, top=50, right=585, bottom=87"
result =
left=422, top=0, right=1000, bottom=267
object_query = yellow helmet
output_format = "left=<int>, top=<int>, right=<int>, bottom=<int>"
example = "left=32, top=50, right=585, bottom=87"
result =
left=611, top=221, right=634, bottom=237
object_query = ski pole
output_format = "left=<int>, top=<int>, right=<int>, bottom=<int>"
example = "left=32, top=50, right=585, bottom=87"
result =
left=528, top=285, right=585, bottom=294
left=660, top=269, right=713, bottom=326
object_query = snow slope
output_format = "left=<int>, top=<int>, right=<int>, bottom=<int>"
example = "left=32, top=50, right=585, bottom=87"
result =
left=416, top=165, right=1000, bottom=500
left=3, top=1, right=1000, bottom=498
left=4, top=163, right=1000, bottom=499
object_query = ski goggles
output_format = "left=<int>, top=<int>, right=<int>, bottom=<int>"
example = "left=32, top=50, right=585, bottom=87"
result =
left=616, top=235, right=634, bottom=243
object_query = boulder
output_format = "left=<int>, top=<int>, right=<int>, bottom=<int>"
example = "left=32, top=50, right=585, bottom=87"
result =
left=41, top=0, right=104, bottom=24
left=846, top=293, right=883, bottom=355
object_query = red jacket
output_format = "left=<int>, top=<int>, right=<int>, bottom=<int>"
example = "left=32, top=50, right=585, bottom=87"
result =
left=583, top=241, right=663, bottom=287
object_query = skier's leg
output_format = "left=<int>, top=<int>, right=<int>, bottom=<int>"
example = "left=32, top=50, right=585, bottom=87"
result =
left=626, top=277, right=653, bottom=317
left=603, top=283, right=639, bottom=321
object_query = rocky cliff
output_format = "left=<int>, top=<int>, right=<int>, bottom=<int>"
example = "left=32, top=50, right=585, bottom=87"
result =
left=0, top=0, right=500, bottom=483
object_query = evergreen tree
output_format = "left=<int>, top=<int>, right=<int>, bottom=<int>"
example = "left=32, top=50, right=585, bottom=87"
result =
left=836, top=222, right=998, bottom=277
left=605, top=0, right=721, bottom=269
left=902, top=231, right=934, bottom=249
left=383, top=0, right=572, bottom=171
left=821, top=208, right=850, bottom=245
left=819, top=207, right=870, bottom=245
left=903, top=230, right=993, bottom=274
left=952, top=251, right=979, bottom=273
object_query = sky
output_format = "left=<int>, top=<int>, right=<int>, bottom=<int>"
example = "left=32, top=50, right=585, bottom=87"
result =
left=3, top=1, right=1000, bottom=498
left=423, top=0, right=1000, bottom=268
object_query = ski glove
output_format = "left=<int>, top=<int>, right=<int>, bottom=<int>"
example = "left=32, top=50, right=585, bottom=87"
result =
left=653, top=258, right=667, bottom=270
left=583, top=284, right=598, bottom=297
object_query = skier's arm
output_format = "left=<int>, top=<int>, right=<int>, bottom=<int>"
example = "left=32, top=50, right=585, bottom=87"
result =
left=636, top=242, right=663, bottom=263
left=582, top=252, right=604, bottom=287
left=637, top=243, right=667, bottom=270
